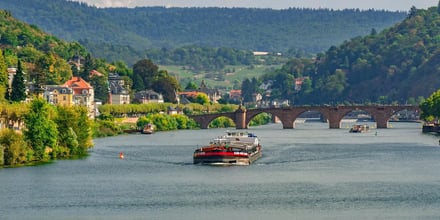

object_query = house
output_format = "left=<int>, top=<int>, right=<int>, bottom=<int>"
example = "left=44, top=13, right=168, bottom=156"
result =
left=43, top=85, right=74, bottom=106
left=134, top=90, right=164, bottom=104
left=253, top=93, right=263, bottom=103
left=108, top=73, right=130, bottom=104
left=229, top=89, right=242, bottom=102
left=198, top=80, right=221, bottom=103
left=62, top=77, right=95, bottom=118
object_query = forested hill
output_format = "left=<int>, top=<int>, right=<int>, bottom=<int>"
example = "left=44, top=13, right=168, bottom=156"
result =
left=0, top=0, right=406, bottom=65
left=262, top=6, right=440, bottom=105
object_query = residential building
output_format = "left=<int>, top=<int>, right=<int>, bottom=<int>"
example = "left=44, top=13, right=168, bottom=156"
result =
left=43, top=85, right=74, bottom=106
left=63, top=77, right=95, bottom=118
left=134, top=90, right=164, bottom=104
left=198, top=80, right=221, bottom=103
left=229, top=89, right=242, bottom=102
left=108, top=73, right=130, bottom=104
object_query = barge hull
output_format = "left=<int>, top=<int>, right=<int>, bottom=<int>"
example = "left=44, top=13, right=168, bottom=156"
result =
left=194, top=151, right=262, bottom=165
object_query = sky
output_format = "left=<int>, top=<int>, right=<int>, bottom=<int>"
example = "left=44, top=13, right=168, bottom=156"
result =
left=71, top=0, right=438, bottom=11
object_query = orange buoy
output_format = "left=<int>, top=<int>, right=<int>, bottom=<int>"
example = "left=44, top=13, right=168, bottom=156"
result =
left=119, top=152, right=124, bottom=159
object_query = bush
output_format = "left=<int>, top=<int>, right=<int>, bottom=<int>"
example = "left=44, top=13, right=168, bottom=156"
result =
left=0, top=129, right=30, bottom=166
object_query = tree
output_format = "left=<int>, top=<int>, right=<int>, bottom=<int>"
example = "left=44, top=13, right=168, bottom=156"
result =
left=151, top=70, right=180, bottom=103
left=0, top=49, right=8, bottom=85
left=194, top=93, right=210, bottom=105
left=185, top=81, right=198, bottom=90
left=90, top=74, right=109, bottom=103
left=420, top=89, right=440, bottom=122
left=74, top=106, right=93, bottom=153
left=33, top=53, right=55, bottom=95
left=0, top=49, right=8, bottom=102
left=0, top=129, right=29, bottom=166
left=241, top=78, right=254, bottom=103
left=23, top=98, right=58, bottom=161
left=54, top=105, right=92, bottom=157
left=10, top=60, right=27, bottom=102
left=80, top=53, right=94, bottom=81
left=132, top=59, right=159, bottom=91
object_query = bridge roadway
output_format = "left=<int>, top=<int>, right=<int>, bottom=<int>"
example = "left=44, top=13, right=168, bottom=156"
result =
left=188, top=105, right=420, bottom=129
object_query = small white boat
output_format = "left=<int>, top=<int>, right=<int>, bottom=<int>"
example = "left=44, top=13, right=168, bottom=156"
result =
left=142, top=123, right=154, bottom=134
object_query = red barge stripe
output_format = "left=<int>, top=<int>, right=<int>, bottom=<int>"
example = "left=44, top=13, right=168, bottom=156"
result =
left=194, top=152, right=249, bottom=157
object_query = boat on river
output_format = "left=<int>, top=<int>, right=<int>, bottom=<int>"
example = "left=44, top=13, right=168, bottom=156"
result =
left=349, top=124, right=369, bottom=133
left=193, top=131, right=262, bottom=165
left=142, top=123, right=154, bottom=134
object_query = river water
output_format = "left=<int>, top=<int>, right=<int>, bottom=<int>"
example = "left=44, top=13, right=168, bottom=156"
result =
left=1, top=122, right=440, bottom=220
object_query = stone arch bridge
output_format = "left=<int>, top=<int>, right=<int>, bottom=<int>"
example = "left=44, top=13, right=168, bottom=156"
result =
left=188, top=105, right=420, bottom=129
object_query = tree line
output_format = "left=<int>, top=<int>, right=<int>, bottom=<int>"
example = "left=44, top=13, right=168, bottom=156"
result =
left=0, top=98, right=93, bottom=167
left=0, top=0, right=406, bottom=65
left=237, top=6, right=440, bottom=106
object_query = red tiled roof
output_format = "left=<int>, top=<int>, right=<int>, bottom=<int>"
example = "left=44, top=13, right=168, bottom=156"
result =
left=229, top=90, right=241, bottom=97
left=63, top=77, right=93, bottom=95
left=63, top=77, right=92, bottom=89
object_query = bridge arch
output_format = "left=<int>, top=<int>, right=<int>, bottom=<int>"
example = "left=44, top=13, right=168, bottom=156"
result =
left=189, top=105, right=420, bottom=129
left=189, top=112, right=236, bottom=129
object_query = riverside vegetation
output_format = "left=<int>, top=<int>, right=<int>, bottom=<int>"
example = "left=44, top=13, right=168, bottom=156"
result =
left=0, top=99, right=272, bottom=168
left=3, top=3, right=440, bottom=167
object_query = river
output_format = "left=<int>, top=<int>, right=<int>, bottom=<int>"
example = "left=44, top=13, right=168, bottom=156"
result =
left=1, top=122, right=440, bottom=220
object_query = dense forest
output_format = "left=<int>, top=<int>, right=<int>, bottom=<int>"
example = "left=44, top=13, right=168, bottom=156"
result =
left=243, top=6, right=440, bottom=105
left=0, top=0, right=406, bottom=65
left=1, top=1, right=440, bottom=106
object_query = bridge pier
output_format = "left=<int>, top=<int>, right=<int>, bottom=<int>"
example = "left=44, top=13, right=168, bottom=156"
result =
left=189, top=105, right=419, bottom=130
left=235, top=106, right=247, bottom=129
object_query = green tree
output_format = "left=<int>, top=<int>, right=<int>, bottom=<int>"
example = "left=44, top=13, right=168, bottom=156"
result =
left=33, top=53, right=55, bottom=95
left=420, top=89, right=440, bottom=121
left=185, top=81, right=198, bottom=90
left=55, top=106, right=79, bottom=157
left=132, top=58, right=158, bottom=91
left=151, top=70, right=180, bottom=103
left=241, top=78, right=253, bottom=103
left=80, top=53, right=94, bottom=81
left=0, top=129, right=29, bottom=166
left=23, top=98, right=58, bottom=161
left=10, top=60, right=27, bottom=102
left=74, top=106, right=93, bottom=153
left=90, top=74, right=109, bottom=103
left=194, top=93, right=210, bottom=105
left=0, top=49, right=8, bottom=102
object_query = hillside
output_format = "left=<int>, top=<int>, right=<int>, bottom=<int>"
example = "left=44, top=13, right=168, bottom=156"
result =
left=0, top=10, right=88, bottom=86
left=258, top=6, right=440, bottom=105
left=0, top=0, right=406, bottom=65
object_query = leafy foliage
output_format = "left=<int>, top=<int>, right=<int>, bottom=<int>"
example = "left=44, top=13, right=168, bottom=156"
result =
left=0, top=0, right=406, bottom=65
left=420, top=89, right=440, bottom=121
left=258, top=6, right=440, bottom=105
left=0, top=129, right=30, bottom=166
left=136, top=113, right=198, bottom=131
left=55, top=105, right=92, bottom=157
left=23, top=98, right=58, bottom=161
left=9, top=60, right=26, bottom=102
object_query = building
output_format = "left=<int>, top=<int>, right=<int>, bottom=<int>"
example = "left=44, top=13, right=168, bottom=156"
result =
left=108, top=73, right=130, bottom=104
left=62, top=77, right=95, bottom=118
left=198, top=80, right=221, bottom=103
left=134, top=90, right=164, bottom=104
left=43, top=85, right=74, bottom=106
left=229, top=89, right=242, bottom=102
